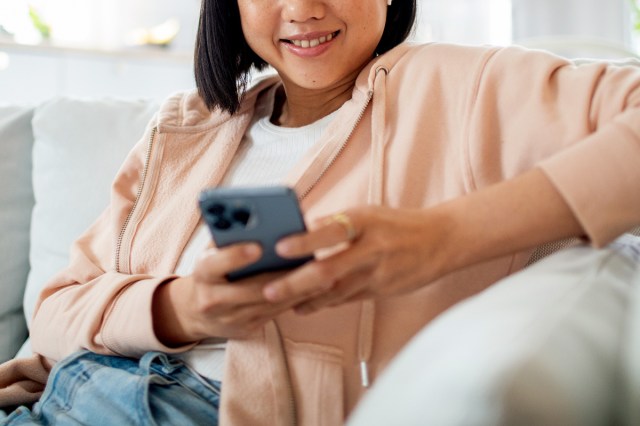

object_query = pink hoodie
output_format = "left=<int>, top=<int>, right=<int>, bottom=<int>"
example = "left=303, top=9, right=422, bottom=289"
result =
left=17, top=42, right=640, bottom=424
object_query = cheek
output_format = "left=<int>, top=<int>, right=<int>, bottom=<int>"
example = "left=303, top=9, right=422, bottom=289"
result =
left=353, top=17, right=386, bottom=52
left=237, top=2, right=270, bottom=47
left=346, top=3, right=387, bottom=46
left=371, top=4, right=388, bottom=38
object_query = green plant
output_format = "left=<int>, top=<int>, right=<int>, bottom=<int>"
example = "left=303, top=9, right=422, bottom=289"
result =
left=28, top=6, right=51, bottom=39
left=631, top=0, right=640, bottom=32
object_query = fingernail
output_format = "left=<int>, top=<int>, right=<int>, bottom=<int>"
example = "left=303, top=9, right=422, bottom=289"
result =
left=264, top=286, right=279, bottom=302
left=275, top=240, right=292, bottom=256
left=245, top=244, right=261, bottom=257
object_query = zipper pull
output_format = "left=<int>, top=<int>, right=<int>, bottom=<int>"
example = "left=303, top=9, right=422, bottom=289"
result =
left=360, top=361, right=370, bottom=388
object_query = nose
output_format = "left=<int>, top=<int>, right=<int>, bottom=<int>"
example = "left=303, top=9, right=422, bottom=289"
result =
left=281, top=0, right=326, bottom=23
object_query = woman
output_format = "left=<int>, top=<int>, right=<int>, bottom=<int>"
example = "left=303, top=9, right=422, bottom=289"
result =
left=2, top=0, right=640, bottom=424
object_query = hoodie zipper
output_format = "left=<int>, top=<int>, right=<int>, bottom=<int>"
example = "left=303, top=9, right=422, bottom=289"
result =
left=112, top=85, right=374, bottom=425
left=114, top=126, right=157, bottom=273
left=281, top=90, right=375, bottom=426
left=298, top=90, right=374, bottom=200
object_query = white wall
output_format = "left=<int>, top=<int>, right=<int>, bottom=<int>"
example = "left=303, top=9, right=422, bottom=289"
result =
left=0, top=40, right=195, bottom=105
left=2, top=0, right=200, bottom=51
left=416, top=0, right=637, bottom=58
left=0, top=0, right=198, bottom=105
left=1, top=0, right=637, bottom=105
left=512, top=0, right=631, bottom=46
left=414, top=0, right=512, bottom=45
left=4, top=0, right=636, bottom=53
left=511, top=0, right=636, bottom=58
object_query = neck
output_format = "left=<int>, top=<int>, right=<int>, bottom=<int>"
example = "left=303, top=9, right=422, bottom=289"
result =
left=272, top=72, right=360, bottom=128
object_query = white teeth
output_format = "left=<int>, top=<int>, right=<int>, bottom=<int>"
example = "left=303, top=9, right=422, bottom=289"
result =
left=289, top=32, right=336, bottom=49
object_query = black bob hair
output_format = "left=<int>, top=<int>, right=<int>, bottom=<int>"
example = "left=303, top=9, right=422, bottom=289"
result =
left=194, top=1, right=417, bottom=114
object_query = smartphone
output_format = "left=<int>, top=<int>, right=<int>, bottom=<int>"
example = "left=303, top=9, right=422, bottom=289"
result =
left=198, top=186, right=313, bottom=281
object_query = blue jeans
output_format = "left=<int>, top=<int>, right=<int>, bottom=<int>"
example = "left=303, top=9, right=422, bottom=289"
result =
left=1, top=351, right=221, bottom=425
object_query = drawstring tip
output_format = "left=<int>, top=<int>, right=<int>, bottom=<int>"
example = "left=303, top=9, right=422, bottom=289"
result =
left=360, top=361, right=370, bottom=388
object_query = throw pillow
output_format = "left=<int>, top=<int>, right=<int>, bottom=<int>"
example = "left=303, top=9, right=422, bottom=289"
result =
left=18, top=97, right=157, bottom=358
left=0, top=106, right=34, bottom=363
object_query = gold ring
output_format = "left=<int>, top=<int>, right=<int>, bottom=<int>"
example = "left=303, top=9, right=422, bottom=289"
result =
left=331, top=212, right=357, bottom=242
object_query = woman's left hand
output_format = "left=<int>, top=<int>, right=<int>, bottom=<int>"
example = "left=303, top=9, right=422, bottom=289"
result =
left=263, top=168, right=586, bottom=314
left=263, top=205, right=455, bottom=314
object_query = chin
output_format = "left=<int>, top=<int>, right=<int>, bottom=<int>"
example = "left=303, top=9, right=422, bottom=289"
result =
left=286, top=73, right=345, bottom=91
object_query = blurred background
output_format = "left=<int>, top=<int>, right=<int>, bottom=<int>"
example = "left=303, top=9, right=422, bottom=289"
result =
left=0, top=0, right=638, bottom=104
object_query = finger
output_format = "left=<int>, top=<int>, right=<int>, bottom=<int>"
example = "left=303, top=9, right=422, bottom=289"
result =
left=194, top=270, right=295, bottom=315
left=208, top=282, right=340, bottom=338
left=276, top=211, right=362, bottom=258
left=225, top=298, right=299, bottom=324
left=293, top=277, right=371, bottom=315
left=200, top=280, right=272, bottom=308
left=240, top=299, right=310, bottom=333
left=295, top=290, right=372, bottom=315
left=263, top=243, right=372, bottom=303
left=194, top=243, right=262, bottom=282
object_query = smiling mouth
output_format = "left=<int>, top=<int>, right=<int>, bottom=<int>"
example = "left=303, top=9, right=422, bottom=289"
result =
left=283, top=31, right=340, bottom=48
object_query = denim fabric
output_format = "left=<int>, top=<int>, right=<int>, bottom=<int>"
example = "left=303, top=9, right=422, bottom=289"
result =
left=1, top=351, right=221, bottom=425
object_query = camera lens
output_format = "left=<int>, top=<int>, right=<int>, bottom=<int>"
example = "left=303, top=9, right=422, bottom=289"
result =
left=208, top=203, right=225, bottom=216
left=232, top=208, right=251, bottom=226
left=213, top=218, right=232, bottom=230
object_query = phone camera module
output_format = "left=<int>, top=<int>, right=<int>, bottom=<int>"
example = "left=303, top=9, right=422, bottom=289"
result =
left=213, top=218, right=232, bottom=230
left=208, top=203, right=226, bottom=216
left=232, top=208, right=251, bottom=227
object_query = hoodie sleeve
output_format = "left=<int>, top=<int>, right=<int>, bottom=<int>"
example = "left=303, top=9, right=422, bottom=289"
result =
left=466, top=47, right=640, bottom=246
left=30, top=114, right=194, bottom=362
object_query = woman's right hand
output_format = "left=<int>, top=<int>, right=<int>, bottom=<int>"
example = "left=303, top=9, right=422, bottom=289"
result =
left=152, top=243, right=298, bottom=346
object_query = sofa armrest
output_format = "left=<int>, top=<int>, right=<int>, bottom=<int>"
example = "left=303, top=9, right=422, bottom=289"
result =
left=348, top=235, right=640, bottom=426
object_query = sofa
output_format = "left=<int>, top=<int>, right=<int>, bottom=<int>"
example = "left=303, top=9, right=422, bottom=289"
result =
left=0, top=97, right=158, bottom=366
left=347, top=235, right=640, bottom=426
left=0, top=93, right=639, bottom=424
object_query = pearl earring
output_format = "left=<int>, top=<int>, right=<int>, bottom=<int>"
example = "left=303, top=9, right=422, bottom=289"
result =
left=387, top=0, right=392, bottom=5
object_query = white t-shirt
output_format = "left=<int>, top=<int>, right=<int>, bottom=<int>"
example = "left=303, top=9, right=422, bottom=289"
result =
left=173, top=87, right=337, bottom=381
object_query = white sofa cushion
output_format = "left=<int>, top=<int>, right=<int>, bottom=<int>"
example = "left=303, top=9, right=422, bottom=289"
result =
left=347, top=235, right=640, bottom=426
left=0, top=106, right=35, bottom=363
left=618, top=235, right=640, bottom=425
left=18, top=97, right=157, bottom=357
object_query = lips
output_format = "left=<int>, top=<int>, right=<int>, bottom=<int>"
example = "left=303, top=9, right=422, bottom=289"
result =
left=282, top=31, right=340, bottom=49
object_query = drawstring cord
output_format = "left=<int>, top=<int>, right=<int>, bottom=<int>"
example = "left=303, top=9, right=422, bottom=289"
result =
left=358, top=66, right=389, bottom=388
left=357, top=301, right=375, bottom=388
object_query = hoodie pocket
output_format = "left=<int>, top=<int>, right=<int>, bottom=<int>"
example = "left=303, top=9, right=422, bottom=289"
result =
left=284, top=338, right=345, bottom=426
